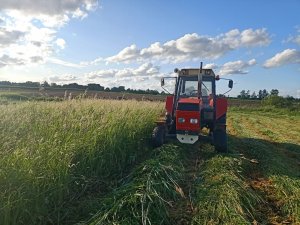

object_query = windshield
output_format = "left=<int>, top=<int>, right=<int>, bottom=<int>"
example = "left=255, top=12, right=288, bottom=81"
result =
left=179, top=78, right=213, bottom=97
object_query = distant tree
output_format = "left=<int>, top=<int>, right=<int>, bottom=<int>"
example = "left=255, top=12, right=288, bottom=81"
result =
left=286, top=95, right=295, bottom=101
left=262, top=89, right=269, bottom=99
left=251, top=91, right=257, bottom=99
left=270, top=89, right=279, bottom=96
left=238, top=90, right=246, bottom=99
left=105, top=87, right=110, bottom=92
left=119, top=86, right=125, bottom=92
left=258, top=90, right=263, bottom=99
left=42, top=81, right=50, bottom=87
left=87, top=83, right=104, bottom=91
left=63, top=83, right=85, bottom=89
left=246, top=90, right=251, bottom=99
left=0, top=81, right=11, bottom=86
left=24, top=81, right=40, bottom=87
left=51, top=83, right=58, bottom=87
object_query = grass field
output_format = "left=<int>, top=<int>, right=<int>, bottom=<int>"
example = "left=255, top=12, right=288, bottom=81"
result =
left=0, top=87, right=264, bottom=107
left=0, top=98, right=299, bottom=225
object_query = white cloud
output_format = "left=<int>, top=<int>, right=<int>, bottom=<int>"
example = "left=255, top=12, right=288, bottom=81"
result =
left=106, top=44, right=140, bottom=63
left=86, top=69, right=116, bottom=79
left=0, top=1, right=98, bottom=22
left=285, top=28, right=300, bottom=46
left=106, top=28, right=271, bottom=64
left=0, top=27, right=25, bottom=46
left=0, top=54, right=25, bottom=67
left=203, top=63, right=219, bottom=69
left=293, top=35, right=300, bottom=45
left=49, top=74, right=78, bottom=83
left=47, top=57, right=83, bottom=68
left=263, top=49, right=300, bottom=68
left=85, top=63, right=161, bottom=80
left=80, top=57, right=104, bottom=66
left=0, top=0, right=98, bottom=69
left=56, top=38, right=66, bottom=49
left=219, top=59, right=256, bottom=75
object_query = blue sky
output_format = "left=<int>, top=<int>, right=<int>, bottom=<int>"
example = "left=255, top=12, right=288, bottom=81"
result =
left=0, top=0, right=299, bottom=97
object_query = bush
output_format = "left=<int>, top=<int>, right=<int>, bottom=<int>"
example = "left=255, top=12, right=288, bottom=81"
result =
left=262, top=95, right=293, bottom=108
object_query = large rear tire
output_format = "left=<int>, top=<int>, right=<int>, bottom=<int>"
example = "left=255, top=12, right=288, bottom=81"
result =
left=152, top=126, right=165, bottom=147
left=213, top=129, right=228, bottom=153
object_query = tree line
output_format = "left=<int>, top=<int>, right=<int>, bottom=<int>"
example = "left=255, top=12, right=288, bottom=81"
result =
left=237, top=89, right=296, bottom=100
left=0, top=81, right=161, bottom=95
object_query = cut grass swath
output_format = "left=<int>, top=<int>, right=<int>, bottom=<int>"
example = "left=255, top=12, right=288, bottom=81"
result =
left=192, top=151, right=261, bottom=225
left=85, top=144, right=185, bottom=225
left=228, top=110, right=300, bottom=223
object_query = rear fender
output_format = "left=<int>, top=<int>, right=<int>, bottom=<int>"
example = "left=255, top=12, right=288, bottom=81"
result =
left=216, top=98, right=227, bottom=120
left=165, top=96, right=174, bottom=115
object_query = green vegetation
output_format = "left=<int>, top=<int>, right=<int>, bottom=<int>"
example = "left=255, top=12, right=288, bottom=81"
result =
left=228, top=111, right=300, bottom=223
left=0, top=98, right=299, bottom=225
left=87, top=145, right=184, bottom=225
left=0, top=100, right=162, bottom=224
left=192, top=152, right=260, bottom=225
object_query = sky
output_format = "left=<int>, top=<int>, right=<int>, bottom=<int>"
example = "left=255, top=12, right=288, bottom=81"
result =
left=0, top=0, right=300, bottom=97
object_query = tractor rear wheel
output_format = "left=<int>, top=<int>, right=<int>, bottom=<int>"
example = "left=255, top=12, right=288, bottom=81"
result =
left=213, top=129, right=228, bottom=153
left=152, top=126, right=165, bottom=147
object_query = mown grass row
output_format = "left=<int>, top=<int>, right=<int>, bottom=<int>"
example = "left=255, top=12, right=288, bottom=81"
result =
left=0, top=100, right=163, bottom=225
left=83, top=144, right=185, bottom=225
left=191, top=145, right=260, bottom=225
left=227, top=110, right=300, bottom=223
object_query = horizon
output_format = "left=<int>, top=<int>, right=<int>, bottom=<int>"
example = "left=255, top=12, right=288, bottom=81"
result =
left=0, top=0, right=300, bottom=98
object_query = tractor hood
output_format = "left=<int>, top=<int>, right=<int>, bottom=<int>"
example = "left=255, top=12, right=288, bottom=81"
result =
left=178, top=98, right=201, bottom=104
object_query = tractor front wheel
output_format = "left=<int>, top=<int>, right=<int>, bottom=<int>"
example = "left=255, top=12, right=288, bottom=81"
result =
left=152, top=126, right=165, bottom=147
left=213, top=129, right=228, bottom=153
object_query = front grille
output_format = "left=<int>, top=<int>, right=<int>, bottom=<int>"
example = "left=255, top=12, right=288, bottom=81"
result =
left=177, top=103, right=199, bottom=111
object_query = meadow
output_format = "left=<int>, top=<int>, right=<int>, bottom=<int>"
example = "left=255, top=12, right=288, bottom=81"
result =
left=0, top=96, right=299, bottom=225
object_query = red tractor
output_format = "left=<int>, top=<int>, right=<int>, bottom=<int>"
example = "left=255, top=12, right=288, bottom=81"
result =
left=152, top=63, right=233, bottom=153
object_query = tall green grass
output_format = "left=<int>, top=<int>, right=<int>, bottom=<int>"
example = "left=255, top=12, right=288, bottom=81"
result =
left=85, top=144, right=184, bottom=225
left=0, top=99, right=163, bottom=225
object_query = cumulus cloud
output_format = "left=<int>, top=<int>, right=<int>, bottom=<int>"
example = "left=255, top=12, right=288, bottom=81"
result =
left=47, top=58, right=83, bottom=68
left=293, top=35, right=300, bottom=45
left=219, top=59, right=256, bottom=75
left=85, top=63, right=161, bottom=80
left=106, top=28, right=271, bottom=64
left=285, top=28, right=300, bottom=46
left=263, top=49, right=300, bottom=68
left=49, top=74, right=78, bottom=83
left=0, top=0, right=98, bottom=26
left=288, top=34, right=300, bottom=46
left=0, top=54, right=25, bottom=67
left=80, top=57, right=104, bottom=66
left=56, top=38, right=66, bottom=49
left=86, top=69, right=116, bottom=79
left=106, top=44, right=141, bottom=63
left=0, top=0, right=98, bottom=69
left=0, top=28, right=25, bottom=46
left=203, top=63, right=219, bottom=69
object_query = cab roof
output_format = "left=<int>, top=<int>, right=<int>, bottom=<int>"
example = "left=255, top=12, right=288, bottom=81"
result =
left=178, top=68, right=215, bottom=77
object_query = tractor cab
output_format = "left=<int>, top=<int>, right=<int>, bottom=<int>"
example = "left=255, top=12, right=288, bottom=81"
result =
left=153, top=63, right=233, bottom=153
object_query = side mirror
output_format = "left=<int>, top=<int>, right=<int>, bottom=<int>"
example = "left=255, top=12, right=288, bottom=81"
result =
left=161, top=78, right=165, bottom=87
left=228, top=80, right=233, bottom=89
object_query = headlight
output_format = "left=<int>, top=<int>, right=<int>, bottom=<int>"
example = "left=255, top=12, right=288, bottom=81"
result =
left=190, top=118, right=198, bottom=124
left=178, top=118, right=185, bottom=123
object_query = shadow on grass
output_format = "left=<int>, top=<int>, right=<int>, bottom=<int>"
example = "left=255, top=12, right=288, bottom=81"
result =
left=227, top=134, right=300, bottom=178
